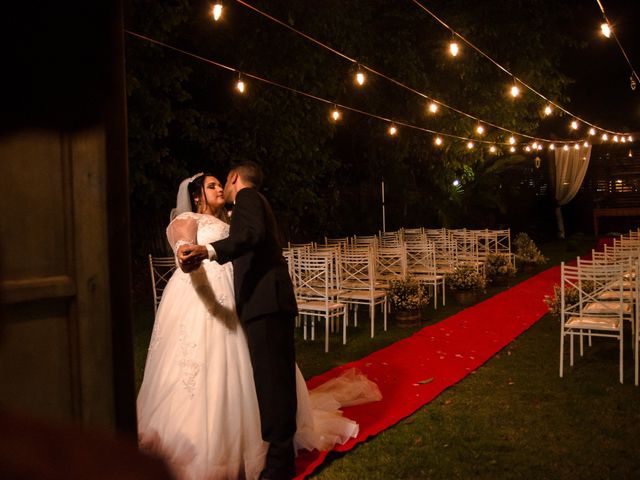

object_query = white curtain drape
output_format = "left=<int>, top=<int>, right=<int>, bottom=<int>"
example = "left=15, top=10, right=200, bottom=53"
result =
left=554, top=145, right=592, bottom=239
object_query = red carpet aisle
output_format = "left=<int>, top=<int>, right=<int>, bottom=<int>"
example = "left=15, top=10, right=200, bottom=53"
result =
left=295, top=265, right=560, bottom=479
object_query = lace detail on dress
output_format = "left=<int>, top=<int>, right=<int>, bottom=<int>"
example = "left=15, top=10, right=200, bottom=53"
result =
left=178, top=321, right=201, bottom=397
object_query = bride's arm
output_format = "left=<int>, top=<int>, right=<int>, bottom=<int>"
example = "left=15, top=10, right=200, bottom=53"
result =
left=166, top=215, right=199, bottom=271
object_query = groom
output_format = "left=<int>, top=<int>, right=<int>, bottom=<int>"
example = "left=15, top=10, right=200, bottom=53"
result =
left=178, top=161, right=298, bottom=480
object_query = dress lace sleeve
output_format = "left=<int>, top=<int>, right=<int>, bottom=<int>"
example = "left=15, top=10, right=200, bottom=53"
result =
left=166, top=213, right=198, bottom=254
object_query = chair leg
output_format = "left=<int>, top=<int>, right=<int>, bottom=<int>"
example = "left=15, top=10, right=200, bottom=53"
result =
left=559, top=331, right=564, bottom=378
left=570, top=332, right=574, bottom=366
left=354, top=305, right=358, bottom=327
left=370, top=304, right=375, bottom=338
left=383, top=299, right=387, bottom=331
left=343, top=308, right=348, bottom=345
left=619, top=329, right=624, bottom=384
left=325, top=316, right=329, bottom=353
left=303, top=316, right=307, bottom=340
left=433, top=283, right=438, bottom=310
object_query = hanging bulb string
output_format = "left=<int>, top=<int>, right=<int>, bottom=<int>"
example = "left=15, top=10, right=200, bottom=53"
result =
left=232, top=0, right=604, bottom=144
left=126, top=30, right=557, bottom=147
left=595, top=0, right=640, bottom=86
left=410, top=0, right=631, bottom=136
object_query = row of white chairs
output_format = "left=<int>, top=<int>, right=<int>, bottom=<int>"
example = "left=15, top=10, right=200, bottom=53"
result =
left=560, top=230, right=640, bottom=385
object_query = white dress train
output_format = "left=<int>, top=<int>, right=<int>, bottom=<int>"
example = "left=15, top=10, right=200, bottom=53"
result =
left=137, top=213, right=381, bottom=480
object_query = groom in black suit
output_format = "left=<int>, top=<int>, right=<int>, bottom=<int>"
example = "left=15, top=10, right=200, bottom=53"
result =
left=178, top=161, right=298, bottom=480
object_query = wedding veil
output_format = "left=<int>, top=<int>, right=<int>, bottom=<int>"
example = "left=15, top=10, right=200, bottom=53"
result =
left=169, top=172, right=203, bottom=221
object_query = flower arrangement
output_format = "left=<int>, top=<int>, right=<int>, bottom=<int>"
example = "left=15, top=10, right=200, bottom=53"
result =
left=514, top=232, right=548, bottom=266
left=543, top=281, right=594, bottom=315
left=388, top=278, right=430, bottom=311
left=445, top=265, right=487, bottom=291
left=484, top=253, right=516, bottom=283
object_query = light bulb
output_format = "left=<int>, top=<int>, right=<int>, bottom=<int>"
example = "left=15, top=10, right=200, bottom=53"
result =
left=525, top=146, right=531, bottom=152
left=588, top=128, right=596, bottom=136
left=434, top=136, right=443, bottom=146
left=510, top=85, right=520, bottom=98
left=549, top=144, right=555, bottom=150
left=583, top=141, right=589, bottom=147
left=467, top=141, right=474, bottom=149
left=508, top=136, right=516, bottom=145
left=601, top=22, right=612, bottom=38
left=330, top=108, right=341, bottom=121
left=235, top=79, right=245, bottom=93
left=476, top=125, right=485, bottom=135
left=532, top=142, right=539, bottom=150
left=602, top=133, right=609, bottom=141
left=355, top=71, right=365, bottom=86
left=212, top=3, right=223, bottom=21
left=544, top=105, right=553, bottom=116
left=613, top=135, right=619, bottom=142
left=628, top=135, right=633, bottom=142
left=621, top=136, right=627, bottom=143
left=570, top=120, right=579, bottom=130
left=563, top=145, right=569, bottom=151
left=629, top=149, right=633, bottom=157
left=509, top=146, right=516, bottom=153
left=428, top=102, right=439, bottom=114
left=453, top=179, right=460, bottom=187
left=537, top=144, right=543, bottom=151
left=388, top=125, right=397, bottom=136
left=449, top=41, right=459, bottom=57
left=489, top=145, right=497, bottom=153
left=574, top=144, right=580, bottom=150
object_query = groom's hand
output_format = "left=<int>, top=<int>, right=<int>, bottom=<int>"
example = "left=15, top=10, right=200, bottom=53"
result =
left=177, top=244, right=208, bottom=272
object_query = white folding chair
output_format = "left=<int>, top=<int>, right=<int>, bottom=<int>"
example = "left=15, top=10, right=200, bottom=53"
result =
left=293, top=255, right=347, bottom=352
left=337, top=249, right=387, bottom=338
left=405, top=240, right=446, bottom=309
left=560, top=261, right=628, bottom=383
left=148, top=254, right=177, bottom=313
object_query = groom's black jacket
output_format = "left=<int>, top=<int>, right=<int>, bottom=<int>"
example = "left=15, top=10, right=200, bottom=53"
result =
left=211, top=187, right=298, bottom=323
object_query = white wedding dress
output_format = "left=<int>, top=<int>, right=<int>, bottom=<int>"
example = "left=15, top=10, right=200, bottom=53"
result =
left=137, top=212, right=381, bottom=480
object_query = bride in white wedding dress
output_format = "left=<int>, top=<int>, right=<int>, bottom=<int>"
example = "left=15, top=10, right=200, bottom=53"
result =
left=137, top=174, right=381, bottom=480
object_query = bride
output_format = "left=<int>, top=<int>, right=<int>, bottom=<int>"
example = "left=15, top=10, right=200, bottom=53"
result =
left=137, top=173, right=380, bottom=480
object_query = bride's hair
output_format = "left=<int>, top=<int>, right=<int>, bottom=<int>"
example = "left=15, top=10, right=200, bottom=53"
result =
left=188, top=173, right=229, bottom=223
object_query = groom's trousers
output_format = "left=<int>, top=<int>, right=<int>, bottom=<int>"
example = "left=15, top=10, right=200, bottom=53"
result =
left=244, top=312, right=297, bottom=478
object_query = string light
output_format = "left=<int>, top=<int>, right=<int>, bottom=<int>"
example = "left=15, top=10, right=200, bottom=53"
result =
left=355, top=69, right=366, bottom=86
left=588, top=128, right=596, bottom=136
left=508, top=136, right=516, bottom=145
left=388, top=125, right=398, bottom=136
left=629, top=149, right=634, bottom=157
left=525, top=146, right=531, bottom=152
left=629, top=135, right=634, bottom=142
left=509, top=146, right=516, bottom=153
left=583, top=141, right=589, bottom=147
left=549, top=144, right=555, bottom=150
left=563, top=145, right=569, bottom=151
left=613, top=135, right=619, bottom=142
left=467, top=141, right=474, bottom=149
left=537, top=144, right=543, bottom=151
left=235, top=74, right=246, bottom=94
left=449, top=32, right=460, bottom=57
left=532, top=142, right=539, bottom=150
left=434, top=136, right=443, bottom=146
left=570, top=120, right=579, bottom=130
left=489, top=145, right=497, bottom=153
left=602, top=133, right=609, bottom=141
left=475, top=124, right=485, bottom=135
left=330, top=107, right=341, bottom=122
left=212, top=3, right=223, bottom=21
left=601, top=22, right=612, bottom=38
left=409, top=0, right=632, bottom=137
left=621, top=136, right=627, bottom=143
left=543, top=105, right=553, bottom=116
left=428, top=101, right=439, bottom=114
left=510, top=83, right=520, bottom=98
left=574, top=144, right=580, bottom=150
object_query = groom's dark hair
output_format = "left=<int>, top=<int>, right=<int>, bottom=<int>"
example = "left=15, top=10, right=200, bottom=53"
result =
left=232, top=161, right=263, bottom=190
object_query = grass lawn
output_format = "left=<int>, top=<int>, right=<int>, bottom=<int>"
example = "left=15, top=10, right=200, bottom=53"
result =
left=133, top=235, right=640, bottom=479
